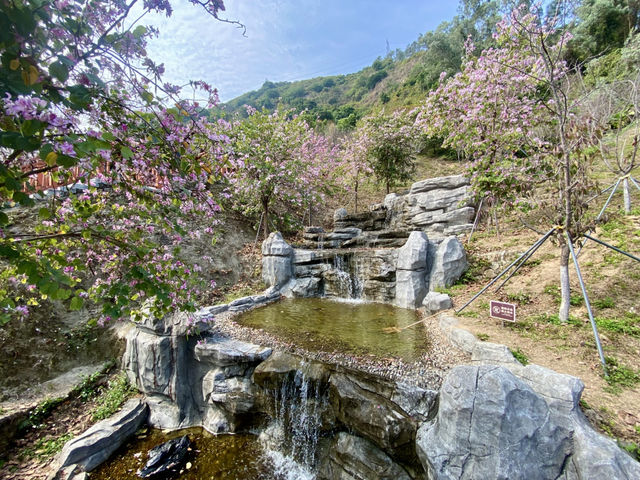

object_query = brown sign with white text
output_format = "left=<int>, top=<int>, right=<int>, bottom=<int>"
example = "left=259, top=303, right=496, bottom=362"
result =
left=490, top=300, right=516, bottom=323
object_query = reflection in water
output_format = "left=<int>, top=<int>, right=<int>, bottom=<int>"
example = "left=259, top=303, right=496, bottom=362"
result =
left=91, top=428, right=275, bottom=480
left=236, top=298, right=430, bottom=361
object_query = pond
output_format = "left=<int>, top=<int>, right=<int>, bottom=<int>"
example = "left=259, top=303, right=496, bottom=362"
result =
left=235, top=298, right=430, bottom=362
left=90, top=427, right=311, bottom=480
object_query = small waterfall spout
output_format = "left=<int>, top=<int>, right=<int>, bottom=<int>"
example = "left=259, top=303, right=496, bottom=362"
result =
left=260, top=366, right=328, bottom=479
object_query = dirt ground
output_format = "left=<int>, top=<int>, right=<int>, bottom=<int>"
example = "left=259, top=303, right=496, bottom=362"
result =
left=448, top=215, right=640, bottom=448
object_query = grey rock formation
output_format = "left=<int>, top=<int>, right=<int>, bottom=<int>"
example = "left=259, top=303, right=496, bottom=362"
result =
left=52, top=398, right=147, bottom=474
left=395, top=232, right=429, bottom=308
left=417, top=365, right=573, bottom=480
left=428, top=236, right=468, bottom=290
left=317, top=432, right=412, bottom=480
left=329, top=373, right=416, bottom=463
left=409, top=174, right=469, bottom=194
left=422, top=291, right=452, bottom=313
left=262, top=232, right=293, bottom=289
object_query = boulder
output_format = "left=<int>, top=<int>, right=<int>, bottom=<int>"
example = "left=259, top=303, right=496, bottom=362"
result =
left=409, top=174, right=469, bottom=194
left=416, top=365, right=573, bottom=480
left=422, top=291, right=452, bottom=313
left=395, top=270, right=427, bottom=309
left=317, top=432, right=411, bottom=480
left=262, top=255, right=292, bottom=289
left=428, top=236, right=468, bottom=290
left=53, top=398, right=148, bottom=473
left=396, top=231, right=429, bottom=270
left=329, top=373, right=416, bottom=463
left=137, top=435, right=191, bottom=478
left=262, top=232, right=293, bottom=289
left=194, top=335, right=272, bottom=367
left=261, top=231, right=293, bottom=256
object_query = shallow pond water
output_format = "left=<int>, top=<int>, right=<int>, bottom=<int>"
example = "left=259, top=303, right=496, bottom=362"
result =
left=235, top=298, right=429, bottom=361
left=90, top=428, right=282, bottom=480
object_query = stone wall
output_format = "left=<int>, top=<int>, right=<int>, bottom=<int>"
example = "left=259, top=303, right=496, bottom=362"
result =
left=300, top=174, right=475, bottom=251
left=263, top=229, right=467, bottom=309
left=117, top=311, right=640, bottom=480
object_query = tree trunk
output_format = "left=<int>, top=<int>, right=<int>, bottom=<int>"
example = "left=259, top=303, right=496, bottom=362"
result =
left=559, top=242, right=571, bottom=322
left=354, top=178, right=359, bottom=213
left=386, top=179, right=390, bottom=194
left=623, top=177, right=631, bottom=213
left=262, top=197, right=269, bottom=239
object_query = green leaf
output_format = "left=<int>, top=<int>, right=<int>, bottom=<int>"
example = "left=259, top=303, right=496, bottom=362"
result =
left=102, top=132, right=116, bottom=142
left=133, top=25, right=147, bottom=38
left=70, top=296, right=83, bottom=311
left=0, top=212, right=8, bottom=225
left=0, top=243, right=19, bottom=258
left=49, top=61, right=69, bottom=82
left=38, top=207, right=51, bottom=219
left=120, top=146, right=133, bottom=159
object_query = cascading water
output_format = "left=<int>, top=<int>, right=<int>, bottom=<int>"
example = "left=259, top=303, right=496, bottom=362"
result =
left=332, top=253, right=354, bottom=298
left=259, top=366, right=328, bottom=480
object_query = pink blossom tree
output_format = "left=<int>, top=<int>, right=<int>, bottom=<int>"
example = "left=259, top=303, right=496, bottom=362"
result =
left=418, top=3, right=602, bottom=322
left=220, top=108, right=342, bottom=238
left=0, top=0, right=237, bottom=324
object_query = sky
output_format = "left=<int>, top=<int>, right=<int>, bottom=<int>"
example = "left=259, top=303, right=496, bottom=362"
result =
left=139, top=1, right=460, bottom=102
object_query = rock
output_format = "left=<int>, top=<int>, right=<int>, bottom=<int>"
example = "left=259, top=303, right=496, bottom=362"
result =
left=252, top=351, right=330, bottom=391
left=428, top=236, right=468, bottom=290
left=409, top=174, right=468, bottom=194
left=416, top=365, right=573, bottom=480
left=53, top=398, right=148, bottom=474
left=391, top=382, right=437, bottom=423
left=123, top=330, right=177, bottom=398
left=203, top=372, right=254, bottom=414
left=304, top=226, right=325, bottom=234
left=395, top=270, right=427, bottom=309
left=444, top=223, right=474, bottom=236
left=429, top=206, right=475, bottom=226
left=471, top=341, right=521, bottom=366
left=261, top=231, right=293, bottom=256
left=329, top=373, right=416, bottom=463
left=396, top=231, right=429, bottom=270
left=334, top=208, right=348, bottom=222
left=422, top=291, right=452, bottom=313
left=291, top=276, right=322, bottom=297
left=262, top=232, right=294, bottom=288
left=137, top=435, right=191, bottom=478
left=447, top=327, right=478, bottom=354
left=262, top=255, right=292, bottom=289
left=194, top=335, right=272, bottom=367
left=317, top=432, right=411, bottom=480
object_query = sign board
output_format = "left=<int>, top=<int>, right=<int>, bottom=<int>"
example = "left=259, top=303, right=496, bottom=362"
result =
left=490, top=300, right=516, bottom=323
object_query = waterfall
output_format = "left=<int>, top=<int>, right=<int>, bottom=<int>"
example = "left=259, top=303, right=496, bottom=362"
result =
left=259, top=367, right=327, bottom=480
left=332, top=253, right=354, bottom=298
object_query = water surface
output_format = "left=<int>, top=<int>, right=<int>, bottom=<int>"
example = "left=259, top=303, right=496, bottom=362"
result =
left=236, top=298, right=429, bottom=361
left=91, top=428, right=274, bottom=480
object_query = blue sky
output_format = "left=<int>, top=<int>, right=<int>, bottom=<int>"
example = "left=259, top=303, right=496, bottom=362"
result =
left=140, top=1, right=460, bottom=102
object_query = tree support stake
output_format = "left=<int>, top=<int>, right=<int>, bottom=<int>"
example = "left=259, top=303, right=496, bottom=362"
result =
left=456, top=227, right=556, bottom=314
left=567, top=232, right=607, bottom=376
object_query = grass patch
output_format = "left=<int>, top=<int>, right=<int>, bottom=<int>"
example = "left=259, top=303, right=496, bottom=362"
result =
left=506, top=292, right=532, bottom=305
left=18, top=397, right=65, bottom=432
left=476, top=333, right=490, bottom=341
left=510, top=347, right=529, bottom=365
left=596, top=313, right=640, bottom=338
left=92, top=372, right=137, bottom=421
left=22, top=433, right=73, bottom=460
left=457, top=255, right=492, bottom=284
left=592, top=297, right=615, bottom=309
left=603, top=356, right=640, bottom=394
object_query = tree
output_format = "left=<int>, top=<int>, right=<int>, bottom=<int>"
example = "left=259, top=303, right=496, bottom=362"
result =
left=418, top=3, right=603, bottom=322
left=349, top=109, right=418, bottom=194
left=0, top=0, right=235, bottom=324
left=587, top=35, right=640, bottom=212
left=221, top=108, right=342, bottom=238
